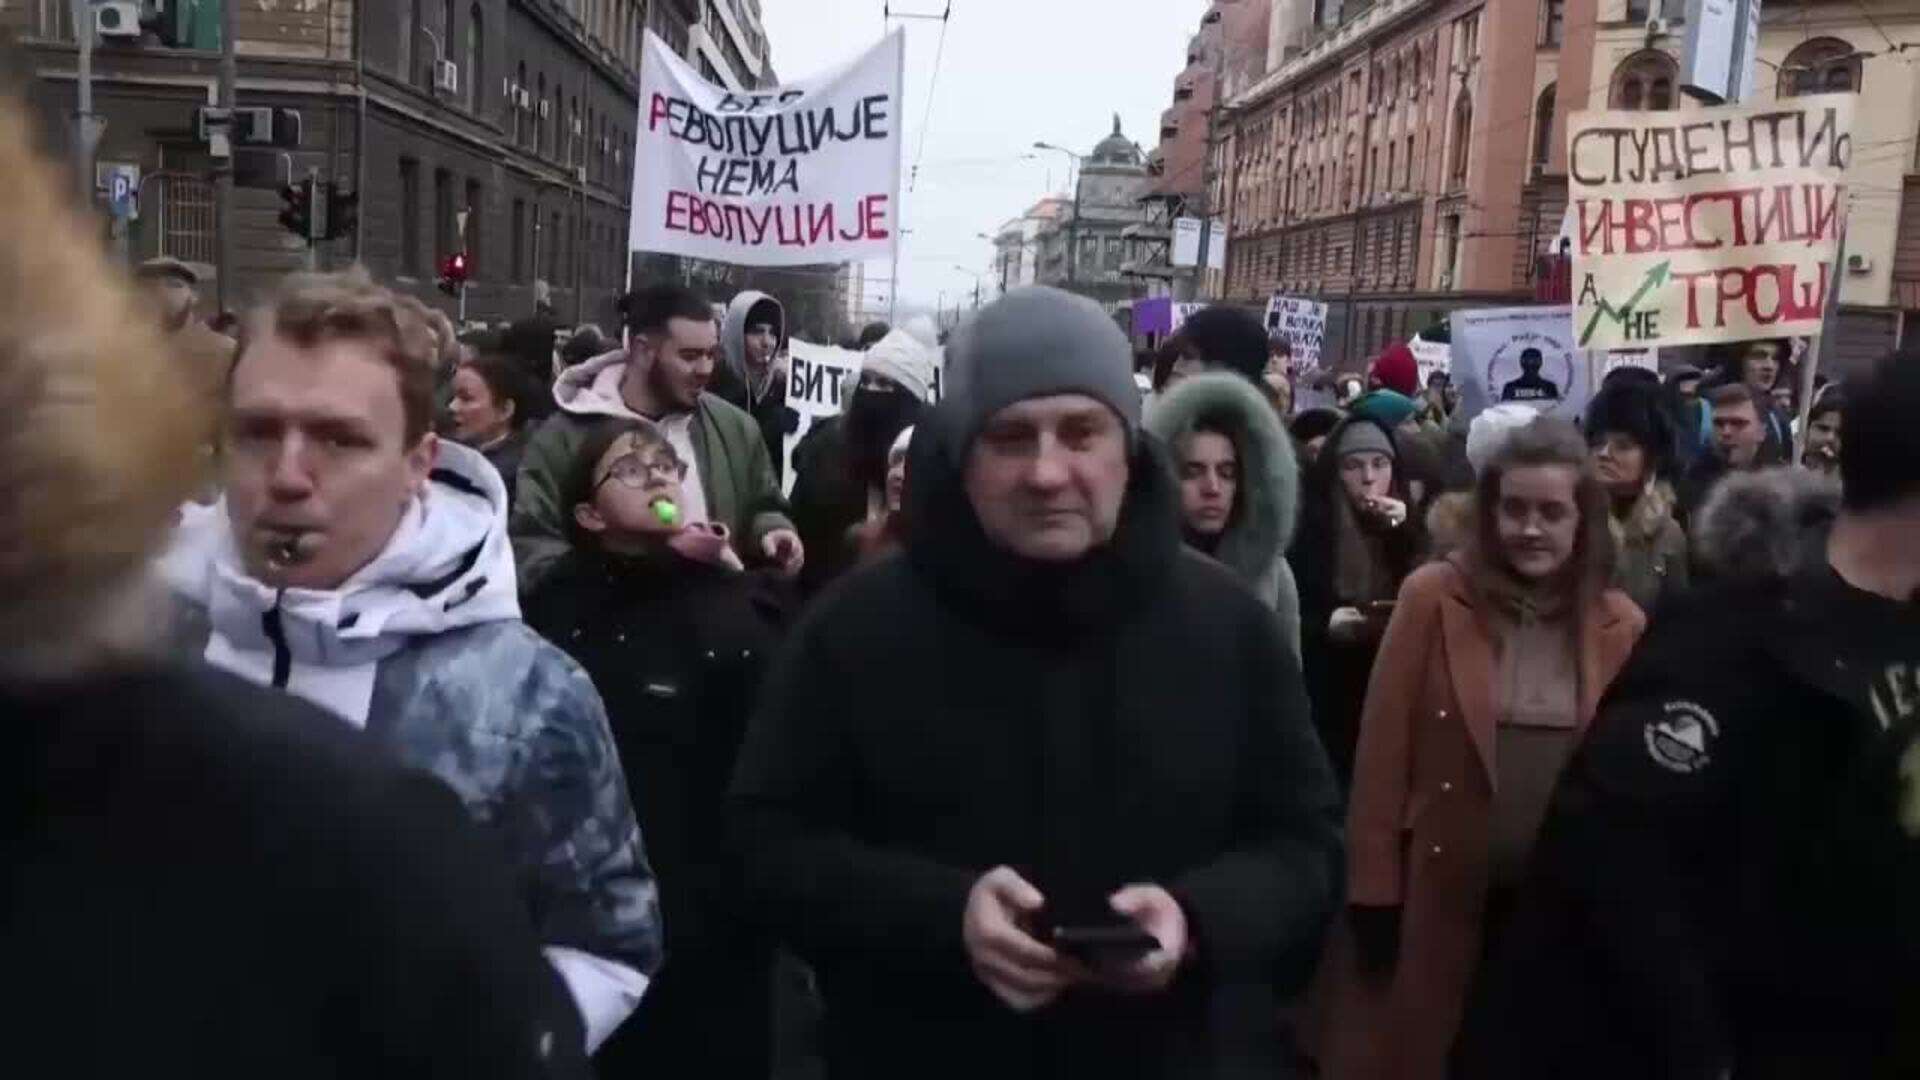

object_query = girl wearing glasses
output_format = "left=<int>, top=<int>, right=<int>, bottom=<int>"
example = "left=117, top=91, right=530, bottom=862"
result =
left=523, top=419, right=787, bottom=1080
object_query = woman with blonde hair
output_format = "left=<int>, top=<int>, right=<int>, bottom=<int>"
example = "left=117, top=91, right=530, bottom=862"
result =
left=1317, top=417, right=1645, bottom=1080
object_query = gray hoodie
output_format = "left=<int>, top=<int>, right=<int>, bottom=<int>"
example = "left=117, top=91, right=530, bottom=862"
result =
left=722, top=289, right=787, bottom=407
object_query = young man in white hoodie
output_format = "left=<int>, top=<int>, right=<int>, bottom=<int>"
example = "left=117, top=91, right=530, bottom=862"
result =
left=163, top=270, right=663, bottom=1054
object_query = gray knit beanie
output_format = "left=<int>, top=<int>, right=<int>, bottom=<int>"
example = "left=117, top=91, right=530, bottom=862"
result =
left=1334, top=420, right=1395, bottom=463
left=940, top=286, right=1141, bottom=458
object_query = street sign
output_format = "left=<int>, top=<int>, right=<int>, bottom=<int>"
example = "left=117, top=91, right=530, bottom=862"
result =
left=96, top=162, right=141, bottom=221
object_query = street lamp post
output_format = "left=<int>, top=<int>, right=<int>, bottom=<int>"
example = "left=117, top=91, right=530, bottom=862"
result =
left=953, top=264, right=987, bottom=311
left=1033, top=142, right=1083, bottom=289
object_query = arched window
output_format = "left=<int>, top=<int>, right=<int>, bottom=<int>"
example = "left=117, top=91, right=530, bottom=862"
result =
left=1532, top=83, right=1557, bottom=173
left=1448, top=93, right=1473, bottom=189
left=1780, top=37, right=1862, bottom=97
left=1611, top=50, right=1678, bottom=111
left=465, top=4, right=483, bottom=113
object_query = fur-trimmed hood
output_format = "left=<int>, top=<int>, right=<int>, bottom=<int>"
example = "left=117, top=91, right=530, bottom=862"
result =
left=1145, top=371, right=1300, bottom=591
left=1692, top=467, right=1840, bottom=581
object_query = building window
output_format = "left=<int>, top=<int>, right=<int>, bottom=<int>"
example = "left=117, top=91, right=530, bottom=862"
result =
left=515, top=61, right=527, bottom=144
left=1780, top=37, right=1863, bottom=97
left=434, top=168, right=453, bottom=263
left=511, top=198, right=526, bottom=282
left=570, top=97, right=581, bottom=166
left=400, top=158, right=421, bottom=276
left=1404, top=134, right=1415, bottom=189
left=1611, top=51, right=1678, bottom=110
left=464, top=179, right=482, bottom=270
left=401, top=0, right=419, bottom=85
left=1626, top=0, right=1684, bottom=20
left=1532, top=83, right=1557, bottom=173
left=549, top=210, right=562, bottom=283
left=1448, top=94, right=1473, bottom=189
left=1438, top=213, right=1462, bottom=288
left=537, top=74, right=548, bottom=156
left=442, top=0, right=457, bottom=87
left=1541, top=0, right=1564, bottom=46
left=467, top=5, right=484, bottom=114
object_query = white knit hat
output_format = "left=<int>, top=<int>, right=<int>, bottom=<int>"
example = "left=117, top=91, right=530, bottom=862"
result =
left=861, top=329, right=939, bottom=405
left=1466, top=403, right=1541, bottom=477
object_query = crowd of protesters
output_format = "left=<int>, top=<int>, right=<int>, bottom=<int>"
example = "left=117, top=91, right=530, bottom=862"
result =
left=6, top=91, right=1920, bottom=1080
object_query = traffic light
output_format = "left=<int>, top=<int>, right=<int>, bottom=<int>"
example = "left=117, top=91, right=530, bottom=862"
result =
left=324, top=183, right=359, bottom=241
left=277, top=178, right=315, bottom=240
left=437, top=251, right=470, bottom=296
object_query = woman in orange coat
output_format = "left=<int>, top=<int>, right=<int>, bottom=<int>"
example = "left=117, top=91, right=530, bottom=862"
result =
left=1317, top=417, right=1646, bottom=1080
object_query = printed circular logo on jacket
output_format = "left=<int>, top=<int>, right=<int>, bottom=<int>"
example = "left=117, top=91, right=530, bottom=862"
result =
left=1645, top=700, right=1718, bottom=774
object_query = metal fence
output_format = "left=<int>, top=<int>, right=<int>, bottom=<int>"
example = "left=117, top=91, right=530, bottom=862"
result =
left=146, top=173, right=217, bottom=266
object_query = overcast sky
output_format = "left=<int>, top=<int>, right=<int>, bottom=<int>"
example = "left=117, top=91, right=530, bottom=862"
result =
left=760, top=0, right=1211, bottom=322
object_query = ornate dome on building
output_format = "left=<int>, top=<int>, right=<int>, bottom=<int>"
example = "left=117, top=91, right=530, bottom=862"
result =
left=1087, top=115, right=1144, bottom=170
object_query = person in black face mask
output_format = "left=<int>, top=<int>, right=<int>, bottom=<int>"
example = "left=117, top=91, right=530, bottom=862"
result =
left=789, top=329, right=938, bottom=598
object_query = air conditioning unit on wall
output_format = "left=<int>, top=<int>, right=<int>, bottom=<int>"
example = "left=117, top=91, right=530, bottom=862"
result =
left=1846, top=252, right=1874, bottom=274
left=515, top=88, right=531, bottom=109
left=539, top=100, right=552, bottom=119
left=1645, top=17, right=1671, bottom=38
left=434, top=59, right=460, bottom=95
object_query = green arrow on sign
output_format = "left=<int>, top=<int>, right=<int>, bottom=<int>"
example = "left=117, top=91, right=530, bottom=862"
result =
left=1579, top=260, right=1672, bottom=347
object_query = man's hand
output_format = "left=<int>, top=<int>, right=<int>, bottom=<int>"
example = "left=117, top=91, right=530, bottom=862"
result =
left=761, top=528, right=804, bottom=578
left=1100, top=885, right=1190, bottom=995
left=963, top=867, right=1076, bottom=1013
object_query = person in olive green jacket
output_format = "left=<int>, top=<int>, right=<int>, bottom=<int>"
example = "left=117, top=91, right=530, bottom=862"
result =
left=512, top=284, right=801, bottom=593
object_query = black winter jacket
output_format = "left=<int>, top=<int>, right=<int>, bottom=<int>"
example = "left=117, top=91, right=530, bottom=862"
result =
left=3, top=664, right=587, bottom=1078
left=730, top=422, right=1343, bottom=1080
left=524, top=547, right=787, bottom=1079
left=786, top=414, right=866, bottom=598
left=1466, top=475, right=1920, bottom=1079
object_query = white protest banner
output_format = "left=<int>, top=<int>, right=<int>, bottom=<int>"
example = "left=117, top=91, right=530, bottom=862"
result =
left=1172, top=218, right=1203, bottom=267
left=783, top=340, right=863, bottom=495
left=1603, top=347, right=1660, bottom=376
left=1568, top=93, right=1853, bottom=351
left=1263, top=295, right=1328, bottom=371
left=1410, top=335, right=1451, bottom=386
left=781, top=339, right=943, bottom=496
left=1451, top=306, right=1592, bottom=424
left=631, top=30, right=904, bottom=267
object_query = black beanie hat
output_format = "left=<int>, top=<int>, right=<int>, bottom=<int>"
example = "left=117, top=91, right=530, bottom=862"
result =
left=1290, top=407, right=1343, bottom=446
left=1585, top=379, right=1676, bottom=478
left=1177, top=305, right=1268, bottom=384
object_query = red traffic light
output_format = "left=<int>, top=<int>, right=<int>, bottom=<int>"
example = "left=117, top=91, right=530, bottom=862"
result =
left=437, top=251, right=470, bottom=295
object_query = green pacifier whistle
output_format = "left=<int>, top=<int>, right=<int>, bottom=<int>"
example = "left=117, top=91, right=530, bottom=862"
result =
left=651, top=498, right=681, bottom=527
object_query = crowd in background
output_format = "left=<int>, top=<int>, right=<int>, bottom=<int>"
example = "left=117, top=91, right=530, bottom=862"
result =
left=7, top=89, right=1920, bottom=1080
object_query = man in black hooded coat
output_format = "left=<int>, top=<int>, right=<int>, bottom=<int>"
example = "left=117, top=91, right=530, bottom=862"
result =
left=731, top=286, right=1342, bottom=1080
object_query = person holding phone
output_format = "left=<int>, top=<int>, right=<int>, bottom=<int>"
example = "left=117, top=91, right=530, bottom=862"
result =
left=1316, top=418, right=1644, bottom=1080
left=1289, top=415, right=1423, bottom=784
left=731, top=287, right=1341, bottom=1080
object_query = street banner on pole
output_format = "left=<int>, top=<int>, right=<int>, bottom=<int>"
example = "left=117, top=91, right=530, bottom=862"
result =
left=630, top=29, right=904, bottom=267
left=1451, top=305, right=1591, bottom=424
left=1567, top=93, right=1854, bottom=351
left=1263, top=295, right=1328, bottom=371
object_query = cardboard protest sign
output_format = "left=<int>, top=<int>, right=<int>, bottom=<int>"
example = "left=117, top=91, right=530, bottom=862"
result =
left=1451, top=306, right=1592, bottom=424
left=631, top=30, right=904, bottom=267
left=783, top=340, right=861, bottom=495
left=1568, top=94, right=1853, bottom=350
left=781, top=339, right=942, bottom=496
left=1264, top=296, right=1328, bottom=371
